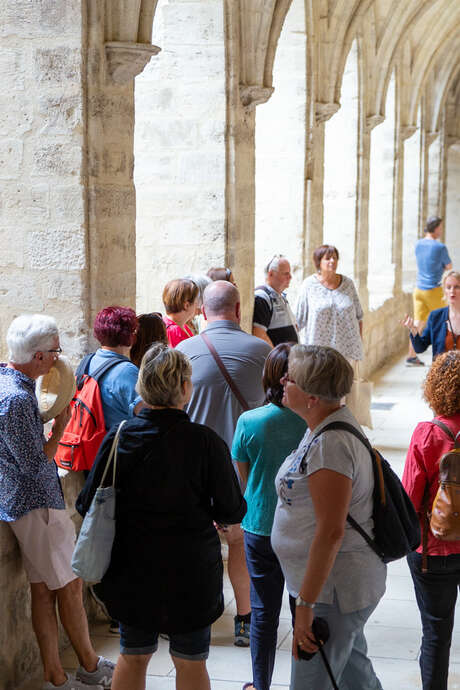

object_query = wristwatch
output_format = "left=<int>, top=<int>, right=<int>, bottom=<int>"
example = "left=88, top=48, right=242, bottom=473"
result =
left=295, top=595, right=315, bottom=609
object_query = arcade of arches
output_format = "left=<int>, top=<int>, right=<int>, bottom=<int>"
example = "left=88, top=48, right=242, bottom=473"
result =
left=1, top=0, right=460, bottom=687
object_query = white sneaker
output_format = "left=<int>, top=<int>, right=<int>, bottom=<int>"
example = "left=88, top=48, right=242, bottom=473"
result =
left=76, top=656, right=115, bottom=689
left=42, top=674, right=103, bottom=690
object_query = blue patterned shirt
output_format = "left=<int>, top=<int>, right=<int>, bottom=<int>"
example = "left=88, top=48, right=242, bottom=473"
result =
left=0, top=365, right=64, bottom=521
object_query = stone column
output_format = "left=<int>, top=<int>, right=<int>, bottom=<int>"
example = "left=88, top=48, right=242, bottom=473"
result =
left=393, top=125, right=417, bottom=294
left=84, top=1, right=159, bottom=328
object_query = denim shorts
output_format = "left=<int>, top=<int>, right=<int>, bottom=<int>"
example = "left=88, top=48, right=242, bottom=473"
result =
left=119, top=622, right=211, bottom=660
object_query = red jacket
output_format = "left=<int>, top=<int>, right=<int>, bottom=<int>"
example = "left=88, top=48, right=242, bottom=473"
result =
left=403, top=413, right=460, bottom=555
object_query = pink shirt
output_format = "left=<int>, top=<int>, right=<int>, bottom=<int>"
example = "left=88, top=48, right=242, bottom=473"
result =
left=163, top=316, right=193, bottom=348
left=402, top=413, right=460, bottom=556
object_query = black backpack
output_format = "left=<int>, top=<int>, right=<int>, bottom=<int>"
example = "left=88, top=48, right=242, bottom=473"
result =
left=314, top=421, right=420, bottom=563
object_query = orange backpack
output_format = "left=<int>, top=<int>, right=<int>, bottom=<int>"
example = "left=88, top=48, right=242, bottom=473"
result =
left=54, top=354, right=121, bottom=472
left=429, top=420, right=460, bottom=541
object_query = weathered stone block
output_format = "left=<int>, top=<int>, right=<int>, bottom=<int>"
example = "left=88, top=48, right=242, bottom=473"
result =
left=35, top=47, right=81, bottom=86
left=0, top=48, right=25, bottom=90
left=33, top=143, right=81, bottom=177
left=51, top=185, right=85, bottom=223
left=38, top=95, right=83, bottom=136
left=27, top=226, right=86, bottom=270
left=2, top=184, right=50, bottom=223
left=0, top=94, right=33, bottom=136
left=0, top=139, right=23, bottom=179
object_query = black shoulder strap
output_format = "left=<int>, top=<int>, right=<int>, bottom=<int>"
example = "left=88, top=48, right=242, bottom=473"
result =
left=431, top=419, right=460, bottom=448
left=318, top=421, right=372, bottom=452
left=75, top=353, right=125, bottom=390
left=256, top=285, right=275, bottom=318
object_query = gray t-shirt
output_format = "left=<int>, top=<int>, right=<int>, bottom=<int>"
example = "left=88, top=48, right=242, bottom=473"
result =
left=177, top=321, right=271, bottom=449
left=271, top=406, right=386, bottom=614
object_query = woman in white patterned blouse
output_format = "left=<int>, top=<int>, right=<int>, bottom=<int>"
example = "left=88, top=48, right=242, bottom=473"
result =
left=295, top=245, right=363, bottom=362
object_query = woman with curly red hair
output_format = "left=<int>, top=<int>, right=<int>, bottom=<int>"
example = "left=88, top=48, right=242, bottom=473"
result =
left=402, top=350, right=460, bottom=690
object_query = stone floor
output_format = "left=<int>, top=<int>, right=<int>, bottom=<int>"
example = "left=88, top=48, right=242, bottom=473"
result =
left=41, top=352, right=460, bottom=687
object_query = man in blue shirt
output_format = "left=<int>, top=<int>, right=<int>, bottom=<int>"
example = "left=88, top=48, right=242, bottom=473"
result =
left=406, top=216, right=452, bottom=366
left=0, top=314, right=114, bottom=690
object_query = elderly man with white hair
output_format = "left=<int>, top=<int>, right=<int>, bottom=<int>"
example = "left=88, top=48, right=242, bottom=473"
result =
left=0, top=314, right=114, bottom=690
left=252, top=254, right=298, bottom=347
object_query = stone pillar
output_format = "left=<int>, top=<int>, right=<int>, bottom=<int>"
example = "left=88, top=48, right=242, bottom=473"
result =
left=85, top=1, right=159, bottom=328
left=393, top=125, right=417, bottom=294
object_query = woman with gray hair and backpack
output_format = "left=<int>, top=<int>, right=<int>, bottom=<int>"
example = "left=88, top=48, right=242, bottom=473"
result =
left=403, top=350, right=460, bottom=690
left=271, top=344, right=386, bottom=690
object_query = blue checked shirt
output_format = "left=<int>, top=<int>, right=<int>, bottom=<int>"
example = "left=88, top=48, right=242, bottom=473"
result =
left=0, top=365, right=64, bottom=521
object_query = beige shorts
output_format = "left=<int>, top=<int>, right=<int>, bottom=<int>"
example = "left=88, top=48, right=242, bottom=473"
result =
left=10, top=508, right=77, bottom=590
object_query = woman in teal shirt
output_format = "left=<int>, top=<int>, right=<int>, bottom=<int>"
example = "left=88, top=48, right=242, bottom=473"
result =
left=232, top=343, right=306, bottom=690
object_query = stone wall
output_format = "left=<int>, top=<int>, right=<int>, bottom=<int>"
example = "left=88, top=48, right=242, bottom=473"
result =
left=0, top=0, right=88, bottom=363
left=134, top=0, right=226, bottom=315
left=0, top=471, right=86, bottom=690
left=446, top=144, right=460, bottom=269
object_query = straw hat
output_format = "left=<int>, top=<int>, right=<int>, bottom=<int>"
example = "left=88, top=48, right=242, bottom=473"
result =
left=36, top=356, right=76, bottom=423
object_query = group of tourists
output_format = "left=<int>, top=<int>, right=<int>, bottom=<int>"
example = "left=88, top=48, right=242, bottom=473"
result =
left=1, top=227, right=460, bottom=690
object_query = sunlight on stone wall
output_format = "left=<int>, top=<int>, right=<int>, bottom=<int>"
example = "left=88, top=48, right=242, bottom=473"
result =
left=402, top=114, right=422, bottom=292
left=323, top=40, right=359, bottom=280
left=134, top=0, right=226, bottom=314
left=254, top=0, right=306, bottom=299
left=368, top=72, right=396, bottom=309
left=446, top=144, right=460, bottom=269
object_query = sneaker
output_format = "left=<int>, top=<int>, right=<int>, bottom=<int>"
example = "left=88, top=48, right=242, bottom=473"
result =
left=76, top=656, right=115, bottom=689
left=108, top=619, right=120, bottom=635
left=42, top=674, right=103, bottom=690
left=406, top=356, right=425, bottom=367
left=234, top=616, right=250, bottom=647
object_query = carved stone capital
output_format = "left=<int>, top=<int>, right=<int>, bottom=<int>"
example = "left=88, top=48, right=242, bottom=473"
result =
left=366, top=114, right=385, bottom=131
left=240, top=85, right=274, bottom=110
left=400, top=125, right=417, bottom=140
left=426, top=131, right=439, bottom=146
left=105, top=42, right=161, bottom=84
left=315, top=102, right=340, bottom=124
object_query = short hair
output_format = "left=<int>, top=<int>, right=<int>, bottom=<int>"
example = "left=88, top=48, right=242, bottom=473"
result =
left=183, top=274, right=212, bottom=305
left=130, top=313, right=167, bottom=368
left=162, top=279, right=199, bottom=314
left=424, top=351, right=460, bottom=417
left=203, top=281, right=239, bottom=315
left=7, top=314, right=59, bottom=364
left=207, top=267, right=234, bottom=283
left=264, top=255, right=286, bottom=275
left=313, top=245, right=339, bottom=271
left=288, top=345, right=353, bottom=402
left=425, top=216, right=442, bottom=233
left=263, top=342, right=297, bottom=406
left=136, top=343, right=192, bottom=408
left=442, top=269, right=460, bottom=300
left=93, top=306, right=138, bottom=347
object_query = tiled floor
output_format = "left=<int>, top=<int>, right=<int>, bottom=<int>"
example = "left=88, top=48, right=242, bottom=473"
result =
left=39, top=352, right=460, bottom=687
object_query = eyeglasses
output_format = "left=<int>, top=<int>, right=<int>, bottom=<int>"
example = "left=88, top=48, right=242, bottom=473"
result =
left=281, top=373, right=296, bottom=385
left=47, top=347, right=62, bottom=354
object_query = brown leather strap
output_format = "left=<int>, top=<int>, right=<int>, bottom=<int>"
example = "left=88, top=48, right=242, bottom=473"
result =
left=200, top=332, right=249, bottom=411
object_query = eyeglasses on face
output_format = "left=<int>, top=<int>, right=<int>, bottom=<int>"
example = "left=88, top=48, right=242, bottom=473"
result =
left=280, top=373, right=296, bottom=385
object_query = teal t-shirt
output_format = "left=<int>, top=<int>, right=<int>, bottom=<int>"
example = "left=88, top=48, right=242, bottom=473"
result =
left=231, top=403, right=307, bottom=536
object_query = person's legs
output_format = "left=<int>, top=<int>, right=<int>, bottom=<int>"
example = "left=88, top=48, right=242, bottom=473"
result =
left=244, top=531, right=284, bottom=690
left=57, top=577, right=99, bottom=673
left=172, top=657, right=210, bottom=690
left=224, top=524, right=251, bottom=616
left=290, top=595, right=382, bottom=690
left=30, top=582, right=67, bottom=686
left=111, top=654, right=152, bottom=690
left=408, top=552, right=460, bottom=690
left=170, top=625, right=211, bottom=690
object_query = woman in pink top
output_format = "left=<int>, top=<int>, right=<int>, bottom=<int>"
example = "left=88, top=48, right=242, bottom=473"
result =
left=402, top=350, right=460, bottom=690
left=162, top=279, right=199, bottom=348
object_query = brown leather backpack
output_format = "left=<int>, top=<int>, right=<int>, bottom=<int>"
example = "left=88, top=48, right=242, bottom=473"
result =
left=429, top=420, right=460, bottom=540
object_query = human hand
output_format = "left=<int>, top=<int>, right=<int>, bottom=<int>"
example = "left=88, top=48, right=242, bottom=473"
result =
left=292, top=605, right=317, bottom=660
left=400, top=314, right=418, bottom=336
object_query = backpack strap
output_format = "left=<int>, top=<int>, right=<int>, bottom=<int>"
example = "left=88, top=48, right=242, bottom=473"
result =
left=75, top=353, right=126, bottom=391
left=310, top=421, right=385, bottom=558
left=256, top=285, right=275, bottom=319
left=431, top=419, right=460, bottom=448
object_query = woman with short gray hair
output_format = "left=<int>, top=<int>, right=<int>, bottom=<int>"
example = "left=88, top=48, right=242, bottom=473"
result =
left=77, top=344, right=246, bottom=690
left=271, top=345, right=386, bottom=690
